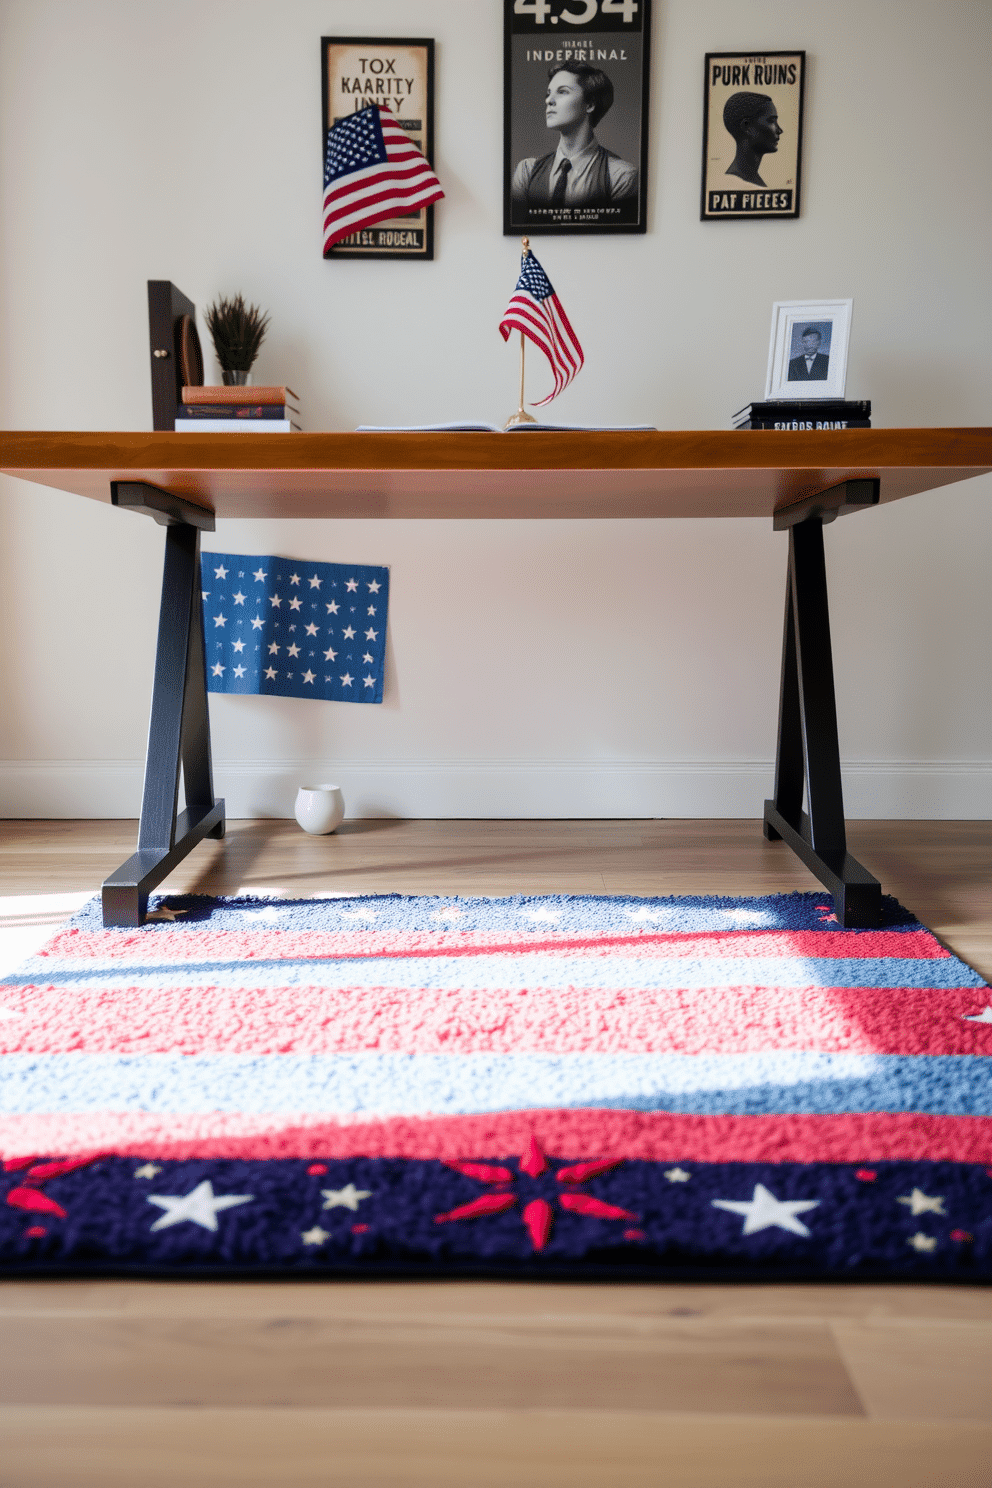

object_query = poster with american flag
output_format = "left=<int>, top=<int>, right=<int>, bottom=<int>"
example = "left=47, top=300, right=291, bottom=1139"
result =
left=322, top=39, right=442, bottom=260
left=201, top=553, right=389, bottom=704
left=499, top=246, right=584, bottom=405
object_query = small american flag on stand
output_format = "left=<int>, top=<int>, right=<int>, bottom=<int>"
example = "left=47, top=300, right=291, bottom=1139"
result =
left=499, top=246, right=584, bottom=405
left=323, top=104, right=444, bottom=253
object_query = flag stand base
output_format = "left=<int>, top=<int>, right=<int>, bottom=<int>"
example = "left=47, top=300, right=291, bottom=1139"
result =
left=504, top=409, right=537, bottom=428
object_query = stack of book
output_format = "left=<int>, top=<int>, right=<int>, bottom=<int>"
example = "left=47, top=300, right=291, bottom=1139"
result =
left=175, top=386, right=301, bottom=432
left=734, top=400, right=871, bottom=431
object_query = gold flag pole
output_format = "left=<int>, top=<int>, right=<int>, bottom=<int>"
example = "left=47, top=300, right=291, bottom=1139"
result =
left=504, top=237, right=537, bottom=429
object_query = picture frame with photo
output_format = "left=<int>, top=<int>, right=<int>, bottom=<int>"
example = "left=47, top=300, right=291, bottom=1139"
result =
left=503, top=0, right=651, bottom=237
left=764, top=299, right=854, bottom=401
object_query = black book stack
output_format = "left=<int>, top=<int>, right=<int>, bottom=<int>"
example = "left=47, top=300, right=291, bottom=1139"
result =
left=734, top=399, right=871, bottom=430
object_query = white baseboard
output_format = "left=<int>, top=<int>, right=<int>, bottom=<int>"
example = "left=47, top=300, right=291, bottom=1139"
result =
left=1, top=759, right=990, bottom=819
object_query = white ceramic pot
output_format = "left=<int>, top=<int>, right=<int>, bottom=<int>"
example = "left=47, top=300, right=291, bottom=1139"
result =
left=294, top=784, right=345, bottom=835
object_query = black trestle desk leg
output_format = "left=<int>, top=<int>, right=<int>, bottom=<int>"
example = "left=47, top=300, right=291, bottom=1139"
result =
left=763, top=512, right=881, bottom=928
left=101, top=483, right=225, bottom=928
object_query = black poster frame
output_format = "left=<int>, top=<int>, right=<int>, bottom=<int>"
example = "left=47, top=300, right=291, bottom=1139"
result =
left=503, top=0, right=651, bottom=237
left=321, top=35, right=437, bottom=261
left=700, top=51, right=806, bottom=222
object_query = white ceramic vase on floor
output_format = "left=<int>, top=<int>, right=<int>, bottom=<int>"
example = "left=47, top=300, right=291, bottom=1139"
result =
left=294, top=784, right=345, bottom=835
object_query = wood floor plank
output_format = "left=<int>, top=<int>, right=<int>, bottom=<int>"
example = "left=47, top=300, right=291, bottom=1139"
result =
left=2, top=1279, right=989, bottom=1324
left=3, top=1407, right=991, bottom=1488
left=0, top=1313, right=863, bottom=1416
left=832, top=1319, right=992, bottom=1421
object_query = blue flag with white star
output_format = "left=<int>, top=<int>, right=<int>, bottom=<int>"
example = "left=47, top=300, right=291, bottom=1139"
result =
left=201, top=553, right=389, bottom=703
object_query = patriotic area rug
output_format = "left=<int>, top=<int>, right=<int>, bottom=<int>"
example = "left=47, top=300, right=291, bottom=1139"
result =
left=2, top=892, right=991, bottom=1282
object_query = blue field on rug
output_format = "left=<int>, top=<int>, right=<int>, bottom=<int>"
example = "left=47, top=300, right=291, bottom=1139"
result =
left=1, top=891, right=990, bottom=1280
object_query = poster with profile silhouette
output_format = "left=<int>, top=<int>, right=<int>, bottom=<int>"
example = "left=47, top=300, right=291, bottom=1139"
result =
left=701, top=51, right=805, bottom=221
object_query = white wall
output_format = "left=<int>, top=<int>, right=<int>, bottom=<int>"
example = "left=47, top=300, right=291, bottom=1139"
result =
left=1, top=0, right=989, bottom=820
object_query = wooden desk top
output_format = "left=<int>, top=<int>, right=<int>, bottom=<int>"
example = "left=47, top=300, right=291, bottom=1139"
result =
left=1, top=428, right=989, bottom=520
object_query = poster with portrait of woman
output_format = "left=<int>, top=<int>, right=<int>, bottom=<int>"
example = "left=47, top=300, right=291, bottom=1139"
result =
left=504, top=0, right=651, bottom=236
left=701, top=52, right=805, bottom=221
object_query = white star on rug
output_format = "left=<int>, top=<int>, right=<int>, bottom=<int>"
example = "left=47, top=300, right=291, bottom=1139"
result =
left=523, top=908, right=561, bottom=922
left=712, top=1183, right=819, bottom=1237
left=134, top=1163, right=162, bottom=1179
left=147, top=1180, right=253, bottom=1232
left=664, top=1167, right=692, bottom=1183
left=724, top=908, right=774, bottom=926
left=907, top=1232, right=938, bottom=1253
left=961, top=1005, right=992, bottom=1023
left=301, top=1226, right=330, bottom=1246
left=322, top=1184, right=371, bottom=1212
left=145, top=905, right=188, bottom=922
left=897, top=1188, right=946, bottom=1216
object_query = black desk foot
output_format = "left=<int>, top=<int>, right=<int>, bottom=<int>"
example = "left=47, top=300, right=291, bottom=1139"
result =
left=765, top=488, right=883, bottom=929
left=102, top=481, right=222, bottom=928
left=763, top=801, right=881, bottom=928
left=102, top=802, right=226, bottom=928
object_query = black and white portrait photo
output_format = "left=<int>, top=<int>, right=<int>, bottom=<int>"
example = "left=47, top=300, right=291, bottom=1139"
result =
left=512, top=63, right=638, bottom=210
left=787, top=323, right=831, bottom=382
left=701, top=52, right=804, bottom=221
left=504, top=0, right=651, bottom=237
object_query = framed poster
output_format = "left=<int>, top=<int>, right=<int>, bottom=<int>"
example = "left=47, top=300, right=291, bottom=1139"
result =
left=765, top=299, right=853, bottom=400
left=322, top=36, right=436, bottom=259
left=701, top=51, right=805, bottom=221
left=504, top=0, right=651, bottom=237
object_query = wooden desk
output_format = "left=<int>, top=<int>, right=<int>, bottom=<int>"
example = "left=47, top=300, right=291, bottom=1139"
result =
left=1, top=426, right=989, bottom=518
left=3, top=428, right=990, bottom=927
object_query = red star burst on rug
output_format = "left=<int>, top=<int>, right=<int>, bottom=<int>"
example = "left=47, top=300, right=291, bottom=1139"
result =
left=433, top=1135, right=639, bottom=1250
left=3, top=1154, right=99, bottom=1233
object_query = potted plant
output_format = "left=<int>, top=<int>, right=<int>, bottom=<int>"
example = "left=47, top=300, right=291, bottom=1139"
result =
left=204, top=293, right=271, bottom=385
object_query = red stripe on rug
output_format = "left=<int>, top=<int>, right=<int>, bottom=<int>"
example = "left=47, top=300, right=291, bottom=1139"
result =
left=31, top=927, right=951, bottom=965
left=2, top=1110, right=989, bottom=1164
left=3, top=983, right=989, bottom=1056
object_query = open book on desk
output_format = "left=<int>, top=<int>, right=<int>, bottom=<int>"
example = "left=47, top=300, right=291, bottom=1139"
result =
left=356, top=422, right=658, bottom=432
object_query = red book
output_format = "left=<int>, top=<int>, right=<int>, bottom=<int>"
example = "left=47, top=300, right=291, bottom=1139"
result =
left=182, top=385, right=298, bottom=406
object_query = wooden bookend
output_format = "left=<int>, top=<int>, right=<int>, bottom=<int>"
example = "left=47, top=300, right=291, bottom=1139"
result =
left=147, top=281, right=197, bottom=432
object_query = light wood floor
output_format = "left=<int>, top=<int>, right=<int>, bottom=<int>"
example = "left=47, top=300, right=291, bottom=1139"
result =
left=1, top=817, right=991, bottom=1487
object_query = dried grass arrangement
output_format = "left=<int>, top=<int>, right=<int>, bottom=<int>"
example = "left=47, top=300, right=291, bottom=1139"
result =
left=204, top=294, right=271, bottom=376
